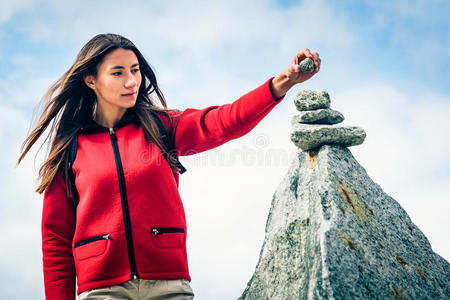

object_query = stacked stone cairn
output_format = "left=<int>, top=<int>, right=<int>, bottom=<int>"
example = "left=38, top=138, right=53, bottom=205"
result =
left=290, top=90, right=366, bottom=150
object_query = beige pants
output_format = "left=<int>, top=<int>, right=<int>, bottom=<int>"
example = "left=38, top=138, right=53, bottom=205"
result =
left=78, top=278, right=194, bottom=300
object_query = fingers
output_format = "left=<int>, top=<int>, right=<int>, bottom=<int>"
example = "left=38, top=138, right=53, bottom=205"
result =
left=295, top=48, right=319, bottom=63
left=303, top=48, right=312, bottom=58
left=311, top=52, right=319, bottom=61
left=313, top=57, right=321, bottom=74
left=306, top=51, right=320, bottom=73
left=294, top=48, right=310, bottom=64
left=289, top=64, right=299, bottom=73
left=292, top=48, right=321, bottom=74
left=312, top=53, right=321, bottom=73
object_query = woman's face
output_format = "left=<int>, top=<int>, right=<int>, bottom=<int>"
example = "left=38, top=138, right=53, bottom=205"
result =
left=84, top=48, right=142, bottom=114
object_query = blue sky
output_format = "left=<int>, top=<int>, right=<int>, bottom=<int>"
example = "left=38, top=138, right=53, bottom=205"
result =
left=1, top=0, right=449, bottom=299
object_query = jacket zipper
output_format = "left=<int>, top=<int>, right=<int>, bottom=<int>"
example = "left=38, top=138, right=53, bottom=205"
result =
left=74, top=234, right=113, bottom=248
left=151, top=227, right=184, bottom=235
left=109, top=127, right=139, bottom=280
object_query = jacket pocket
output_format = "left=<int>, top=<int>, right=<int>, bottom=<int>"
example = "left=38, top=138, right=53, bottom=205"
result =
left=74, top=234, right=113, bottom=260
left=150, top=227, right=185, bottom=249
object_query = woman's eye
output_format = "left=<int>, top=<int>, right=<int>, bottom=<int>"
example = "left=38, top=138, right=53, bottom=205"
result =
left=132, top=69, right=140, bottom=73
left=112, top=72, right=122, bottom=76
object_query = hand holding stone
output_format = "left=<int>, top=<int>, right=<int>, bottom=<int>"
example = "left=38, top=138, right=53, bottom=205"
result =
left=270, top=49, right=321, bottom=99
left=287, top=48, right=321, bottom=84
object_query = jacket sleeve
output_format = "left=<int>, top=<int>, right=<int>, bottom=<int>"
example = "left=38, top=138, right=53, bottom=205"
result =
left=173, top=76, right=285, bottom=156
left=41, top=171, right=76, bottom=300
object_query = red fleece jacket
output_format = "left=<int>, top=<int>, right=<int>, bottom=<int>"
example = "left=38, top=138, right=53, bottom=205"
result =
left=41, top=77, right=285, bottom=299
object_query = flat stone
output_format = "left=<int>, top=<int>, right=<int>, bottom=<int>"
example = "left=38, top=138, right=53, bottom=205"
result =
left=299, top=57, right=314, bottom=73
left=294, top=90, right=330, bottom=111
left=239, top=145, right=450, bottom=299
left=290, top=123, right=366, bottom=150
left=291, top=108, right=344, bottom=125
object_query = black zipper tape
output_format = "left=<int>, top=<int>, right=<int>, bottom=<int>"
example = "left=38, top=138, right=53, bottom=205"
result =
left=74, top=234, right=113, bottom=248
left=151, top=227, right=185, bottom=236
left=109, top=128, right=139, bottom=280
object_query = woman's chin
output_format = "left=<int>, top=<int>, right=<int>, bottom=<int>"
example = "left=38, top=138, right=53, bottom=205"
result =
left=118, top=99, right=137, bottom=108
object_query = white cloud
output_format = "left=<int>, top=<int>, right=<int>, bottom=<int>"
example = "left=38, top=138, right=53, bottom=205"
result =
left=0, top=103, right=46, bottom=298
left=363, top=0, right=450, bottom=78
left=17, top=0, right=356, bottom=51
left=366, top=0, right=449, bottom=19
left=0, top=0, right=32, bottom=25
left=0, top=75, right=55, bottom=109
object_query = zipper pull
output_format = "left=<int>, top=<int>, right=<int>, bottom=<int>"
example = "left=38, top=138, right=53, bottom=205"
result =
left=109, top=128, right=117, bottom=141
left=151, top=228, right=160, bottom=235
left=103, top=234, right=114, bottom=241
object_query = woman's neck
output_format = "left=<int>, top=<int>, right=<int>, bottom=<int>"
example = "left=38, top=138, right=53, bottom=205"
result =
left=94, top=104, right=127, bottom=128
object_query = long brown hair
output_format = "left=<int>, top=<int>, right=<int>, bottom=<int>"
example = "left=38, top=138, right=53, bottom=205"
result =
left=16, top=33, right=181, bottom=200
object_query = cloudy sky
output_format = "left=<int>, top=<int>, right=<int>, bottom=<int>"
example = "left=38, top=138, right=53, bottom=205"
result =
left=1, top=0, right=449, bottom=299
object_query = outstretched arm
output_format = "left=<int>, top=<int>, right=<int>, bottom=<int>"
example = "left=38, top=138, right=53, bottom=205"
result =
left=172, top=48, right=321, bottom=156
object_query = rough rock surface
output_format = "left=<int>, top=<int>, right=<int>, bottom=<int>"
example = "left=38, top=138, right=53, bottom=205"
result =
left=300, top=57, right=315, bottom=73
left=291, top=108, right=345, bottom=125
left=239, top=145, right=450, bottom=300
left=294, top=90, right=330, bottom=111
left=291, top=123, right=366, bottom=151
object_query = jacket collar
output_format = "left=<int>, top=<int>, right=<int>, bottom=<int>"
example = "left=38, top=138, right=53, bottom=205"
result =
left=79, top=107, right=139, bottom=134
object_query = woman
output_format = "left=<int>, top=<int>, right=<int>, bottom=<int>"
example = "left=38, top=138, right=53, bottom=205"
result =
left=17, top=33, right=320, bottom=299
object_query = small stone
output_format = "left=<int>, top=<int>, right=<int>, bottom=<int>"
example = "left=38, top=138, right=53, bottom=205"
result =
left=291, top=108, right=344, bottom=125
left=290, top=123, right=366, bottom=150
left=294, top=90, right=330, bottom=111
left=299, top=57, right=315, bottom=73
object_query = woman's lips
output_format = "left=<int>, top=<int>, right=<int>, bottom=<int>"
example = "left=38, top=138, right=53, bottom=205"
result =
left=122, top=92, right=136, bottom=97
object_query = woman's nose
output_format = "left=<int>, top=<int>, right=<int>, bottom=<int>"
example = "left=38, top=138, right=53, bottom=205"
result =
left=124, top=73, right=137, bottom=88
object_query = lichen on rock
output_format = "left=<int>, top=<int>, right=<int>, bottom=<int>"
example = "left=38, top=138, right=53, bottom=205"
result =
left=291, top=108, right=345, bottom=125
left=294, top=90, right=330, bottom=111
left=299, top=57, right=315, bottom=73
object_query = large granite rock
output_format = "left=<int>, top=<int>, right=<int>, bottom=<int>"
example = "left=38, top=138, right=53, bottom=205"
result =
left=291, top=123, right=366, bottom=151
left=291, top=109, right=345, bottom=125
left=294, top=90, right=330, bottom=111
left=239, top=145, right=450, bottom=300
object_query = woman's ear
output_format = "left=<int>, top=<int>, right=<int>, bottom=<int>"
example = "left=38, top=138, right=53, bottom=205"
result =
left=83, top=75, right=96, bottom=90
